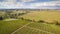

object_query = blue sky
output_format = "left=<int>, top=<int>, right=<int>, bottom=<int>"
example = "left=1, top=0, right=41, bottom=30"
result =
left=0, top=0, right=60, bottom=9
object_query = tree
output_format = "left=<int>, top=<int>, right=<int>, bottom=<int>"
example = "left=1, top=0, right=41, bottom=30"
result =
left=0, top=16, right=3, bottom=20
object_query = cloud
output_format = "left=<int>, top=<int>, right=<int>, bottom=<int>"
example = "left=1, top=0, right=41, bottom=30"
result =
left=5, top=0, right=15, bottom=2
left=29, top=1, right=60, bottom=7
left=0, top=0, right=26, bottom=9
left=28, top=1, right=60, bottom=9
left=0, top=0, right=60, bottom=9
left=0, top=2, right=24, bottom=9
left=21, top=0, right=35, bottom=2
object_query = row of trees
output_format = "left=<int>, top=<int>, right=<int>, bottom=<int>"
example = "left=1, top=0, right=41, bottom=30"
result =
left=20, top=17, right=60, bottom=25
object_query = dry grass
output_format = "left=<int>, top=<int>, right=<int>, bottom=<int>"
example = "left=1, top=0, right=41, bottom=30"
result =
left=19, top=11, right=60, bottom=22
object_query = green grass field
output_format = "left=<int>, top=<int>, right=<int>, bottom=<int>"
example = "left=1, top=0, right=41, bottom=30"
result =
left=0, top=19, right=29, bottom=34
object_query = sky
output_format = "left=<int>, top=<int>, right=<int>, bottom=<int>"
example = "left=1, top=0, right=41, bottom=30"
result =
left=0, top=0, right=60, bottom=9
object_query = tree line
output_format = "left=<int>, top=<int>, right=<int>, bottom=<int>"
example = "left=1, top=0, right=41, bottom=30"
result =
left=20, top=17, right=60, bottom=25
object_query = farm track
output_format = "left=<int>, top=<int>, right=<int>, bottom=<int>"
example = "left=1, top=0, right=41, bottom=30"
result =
left=11, top=22, right=33, bottom=34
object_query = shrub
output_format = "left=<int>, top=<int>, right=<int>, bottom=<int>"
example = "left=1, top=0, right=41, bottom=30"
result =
left=38, top=20, right=45, bottom=23
left=20, top=17, right=24, bottom=20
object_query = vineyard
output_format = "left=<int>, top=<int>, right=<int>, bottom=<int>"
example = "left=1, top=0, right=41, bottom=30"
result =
left=13, top=22, right=60, bottom=34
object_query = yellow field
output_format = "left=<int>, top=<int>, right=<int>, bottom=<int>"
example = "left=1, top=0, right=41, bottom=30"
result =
left=19, top=11, right=60, bottom=22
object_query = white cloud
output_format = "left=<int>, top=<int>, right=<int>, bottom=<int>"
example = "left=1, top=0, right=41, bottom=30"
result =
left=29, top=1, right=60, bottom=7
left=28, top=1, right=60, bottom=9
left=21, top=0, right=34, bottom=2
left=0, top=2, right=24, bottom=9
left=5, top=0, right=16, bottom=2
left=0, top=0, right=60, bottom=9
left=0, top=0, right=27, bottom=9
